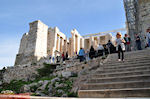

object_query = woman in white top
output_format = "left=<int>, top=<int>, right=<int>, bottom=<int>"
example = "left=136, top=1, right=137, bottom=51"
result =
left=116, top=32, right=126, bottom=61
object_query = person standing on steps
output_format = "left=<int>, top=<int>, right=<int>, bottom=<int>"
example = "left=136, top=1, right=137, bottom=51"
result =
left=65, top=51, right=69, bottom=60
left=146, top=28, right=150, bottom=47
left=89, top=46, right=95, bottom=59
left=97, top=44, right=104, bottom=57
left=62, top=52, right=65, bottom=62
left=135, top=34, right=142, bottom=50
left=116, top=32, right=126, bottom=61
left=78, top=48, right=86, bottom=62
left=106, top=40, right=114, bottom=54
left=124, top=34, right=131, bottom=51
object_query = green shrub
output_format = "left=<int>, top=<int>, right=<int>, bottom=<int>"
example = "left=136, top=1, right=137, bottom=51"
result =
left=37, top=63, right=55, bottom=78
left=102, top=56, right=106, bottom=59
left=30, top=85, right=38, bottom=92
left=67, top=92, right=78, bottom=97
left=1, top=80, right=31, bottom=93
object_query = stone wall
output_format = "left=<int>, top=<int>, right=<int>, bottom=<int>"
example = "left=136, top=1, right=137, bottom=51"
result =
left=47, top=27, right=55, bottom=56
left=34, top=20, right=48, bottom=60
left=15, top=20, right=48, bottom=66
left=18, top=33, right=29, bottom=54
left=2, top=65, right=42, bottom=83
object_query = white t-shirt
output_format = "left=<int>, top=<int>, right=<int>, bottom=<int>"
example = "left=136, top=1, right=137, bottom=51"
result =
left=116, top=38, right=123, bottom=45
left=97, top=45, right=104, bottom=50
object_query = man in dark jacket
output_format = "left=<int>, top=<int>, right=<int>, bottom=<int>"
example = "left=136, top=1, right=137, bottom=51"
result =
left=135, top=34, right=142, bottom=50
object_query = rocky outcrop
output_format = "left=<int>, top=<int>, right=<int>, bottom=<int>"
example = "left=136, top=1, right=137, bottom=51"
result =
left=2, top=65, right=43, bottom=83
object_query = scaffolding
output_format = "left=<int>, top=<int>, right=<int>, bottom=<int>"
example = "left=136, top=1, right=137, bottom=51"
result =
left=123, top=0, right=139, bottom=49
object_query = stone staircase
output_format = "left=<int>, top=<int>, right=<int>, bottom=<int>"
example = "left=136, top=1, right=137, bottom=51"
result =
left=78, top=49, right=150, bottom=98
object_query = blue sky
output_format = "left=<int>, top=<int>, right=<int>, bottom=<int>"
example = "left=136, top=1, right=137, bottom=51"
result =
left=0, top=0, right=126, bottom=69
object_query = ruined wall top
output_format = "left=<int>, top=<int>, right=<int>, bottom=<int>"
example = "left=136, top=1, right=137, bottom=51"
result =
left=71, top=29, right=82, bottom=38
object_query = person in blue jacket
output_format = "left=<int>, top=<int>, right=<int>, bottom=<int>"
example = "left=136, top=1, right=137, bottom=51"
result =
left=78, top=48, right=85, bottom=62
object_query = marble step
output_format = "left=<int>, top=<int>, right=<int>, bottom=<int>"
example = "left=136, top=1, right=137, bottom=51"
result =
left=96, top=65, right=150, bottom=73
left=102, top=63, right=150, bottom=69
left=104, top=60, right=150, bottom=66
left=87, top=74, right=150, bottom=83
left=106, top=57, right=150, bottom=64
left=78, top=87, right=150, bottom=98
left=80, top=81, right=150, bottom=90
left=92, top=70, right=150, bottom=78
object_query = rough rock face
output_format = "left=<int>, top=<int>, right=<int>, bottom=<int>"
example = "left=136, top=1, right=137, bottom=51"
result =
left=2, top=65, right=42, bottom=83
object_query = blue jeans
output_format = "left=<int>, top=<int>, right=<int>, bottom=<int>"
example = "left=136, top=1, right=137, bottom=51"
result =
left=148, top=39, right=150, bottom=47
left=136, top=42, right=142, bottom=50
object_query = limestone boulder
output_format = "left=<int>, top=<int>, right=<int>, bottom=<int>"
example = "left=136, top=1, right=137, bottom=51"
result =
left=55, top=83, right=64, bottom=88
left=51, top=77, right=60, bottom=84
left=20, top=85, right=30, bottom=93
left=57, top=89, right=64, bottom=95
left=61, top=71, right=72, bottom=78
left=37, top=80, right=49, bottom=91
left=0, top=81, right=2, bottom=86
left=48, top=84, right=53, bottom=93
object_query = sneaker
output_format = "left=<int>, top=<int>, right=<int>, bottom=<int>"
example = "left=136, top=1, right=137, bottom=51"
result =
left=122, top=59, right=125, bottom=62
left=118, top=59, right=121, bottom=61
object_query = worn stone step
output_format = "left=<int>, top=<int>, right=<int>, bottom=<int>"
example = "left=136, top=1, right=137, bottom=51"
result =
left=78, top=87, right=150, bottom=98
left=92, top=70, right=150, bottom=78
left=107, top=55, right=150, bottom=61
left=102, top=63, right=150, bottom=70
left=104, top=60, right=150, bottom=66
left=100, top=62, right=150, bottom=68
left=78, top=49, right=150, bottom=98
left=80, top=81, right=150, bottom=90
left=87, top=74, right=150, bottom=83
left=96, top=65, right=150, bottom=73
left=106, top=57, right=150, bottom=64
left=109, top=52, right=150, bottom=57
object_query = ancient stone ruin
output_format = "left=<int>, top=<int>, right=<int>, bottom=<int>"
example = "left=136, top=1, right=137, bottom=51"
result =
left=15, top=20, right=126, bottom=66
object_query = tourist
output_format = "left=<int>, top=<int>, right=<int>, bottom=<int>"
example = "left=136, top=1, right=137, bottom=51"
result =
left=78, top=48, right=85, bottom=62
left=116, top=32, right=125, bottom=61
left=106, top=40, right=114, bottom=54
left=65, top=52, right=69, bottom=60
left=103, top=45, right=109, bottom=55
left=89, top=46, right=95, bottom=59
left=62, top=52, right=65, bottom=62
left=85, top=50, right=90, bottom=61
left=52, top=57, right=55, bottom=63
left=146, top=28, right=150, bottom=47
left=49, top=55, right=52, bottom=63
left=124, top=34, right=131, bottom=51
left=135, top=34, right=142, bottom=50
left=97, top=44, right=104, bottom=56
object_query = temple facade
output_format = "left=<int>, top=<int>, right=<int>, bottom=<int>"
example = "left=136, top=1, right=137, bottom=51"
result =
left=15, top=20, right=126, bottom=66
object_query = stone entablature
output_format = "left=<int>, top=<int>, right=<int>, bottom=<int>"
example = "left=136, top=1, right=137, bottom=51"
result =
left=15, top=20, right=126, bottom=66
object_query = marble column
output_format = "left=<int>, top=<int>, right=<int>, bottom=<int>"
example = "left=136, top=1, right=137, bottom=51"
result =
left=89, top=36, right=94, bottom=48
